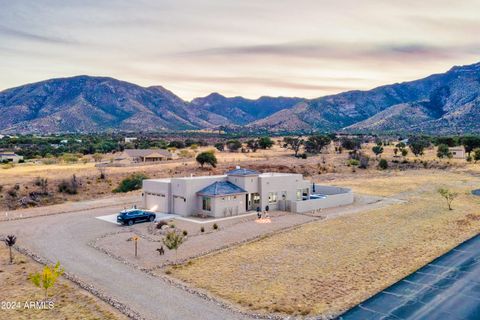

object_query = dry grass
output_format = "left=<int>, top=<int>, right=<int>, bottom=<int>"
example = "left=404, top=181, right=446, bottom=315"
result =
left=0, top=247, right=127, bottom=320
left=170, top=170, right=480, bottom=317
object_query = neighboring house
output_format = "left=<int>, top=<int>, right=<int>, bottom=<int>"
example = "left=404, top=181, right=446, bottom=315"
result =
left=449, top=146, right=466, bottom=159
left=0, top=152, right=24, bottom=163
left=124, top=137, right=137, bottom=143
left=142, top=167, right=353, bottom=217
left=122, top=149, right=177, bottom=163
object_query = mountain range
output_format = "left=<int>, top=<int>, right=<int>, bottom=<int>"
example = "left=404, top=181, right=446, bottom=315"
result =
left=1, top=62, right=480, bottom=134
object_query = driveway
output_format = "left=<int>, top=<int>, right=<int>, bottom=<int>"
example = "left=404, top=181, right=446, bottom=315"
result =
left=0, top=206, right=246, bottom=320
left=340, top=234, right=480, bottom=320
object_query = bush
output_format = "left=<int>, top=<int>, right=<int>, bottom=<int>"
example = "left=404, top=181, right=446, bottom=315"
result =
left=378, top=159, right=388, bottom=170
left=196, top=151, right=217, bottom=168
left=200, top=226, right=205, bottom=233
left=301, top=153, right=307, bottom=159
left=113, top=173, right=148, bottom=193
left=212, top=223, right=218, bottom=230
left=58, top=175, right=79, bottom=194
left=182, top=230, right=188, bottom=236
left=156, top=220, right=168, bottom=229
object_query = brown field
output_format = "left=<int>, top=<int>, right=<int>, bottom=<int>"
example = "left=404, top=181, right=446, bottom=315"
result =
left=0, top=246, right=127, bottom=320
left=169, top=169, right=480, bottom=317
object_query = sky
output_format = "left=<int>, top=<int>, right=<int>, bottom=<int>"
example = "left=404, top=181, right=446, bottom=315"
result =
left=0, top=0, right=479, bottom=100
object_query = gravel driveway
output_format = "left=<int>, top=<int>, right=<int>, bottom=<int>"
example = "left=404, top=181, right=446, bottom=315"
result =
left=0, top=205, right=247, bottom=320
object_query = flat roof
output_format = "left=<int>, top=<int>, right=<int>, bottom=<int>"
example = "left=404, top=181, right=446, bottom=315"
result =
left=173, top=174, right=227, bottom=180
left=259, top=172, right=299, bottom=177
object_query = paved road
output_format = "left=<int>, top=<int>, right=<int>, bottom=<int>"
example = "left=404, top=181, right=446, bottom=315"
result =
left=340, top=234, right=480, bottom=320
left=0, top=206, right=246, bottom=320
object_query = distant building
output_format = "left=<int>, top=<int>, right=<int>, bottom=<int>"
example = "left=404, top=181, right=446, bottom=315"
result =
left=142, top=166, right=353, bottom=217
left=449, top=146, right=466, bottom=159
left=0, top=152, right=24, bottom=163
left=122, top=149, right=177, bottom=163
left=125, top=137, right=138, bottom=143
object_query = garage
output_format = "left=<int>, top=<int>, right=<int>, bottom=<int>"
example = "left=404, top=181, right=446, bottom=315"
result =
left=145, top=192, right=168, bottom=213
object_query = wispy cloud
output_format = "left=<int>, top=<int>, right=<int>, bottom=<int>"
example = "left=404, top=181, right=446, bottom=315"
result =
left=0, top=24, right=78, bottom=45
left=178, top=42, right=480, bottom=62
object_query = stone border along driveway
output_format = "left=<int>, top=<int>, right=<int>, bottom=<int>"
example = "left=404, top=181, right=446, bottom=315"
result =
left=13, top=245, right=145, bottom=320
left=87, top=194, right=401, bottom=320
left=88, top=218, right=324, bottom=320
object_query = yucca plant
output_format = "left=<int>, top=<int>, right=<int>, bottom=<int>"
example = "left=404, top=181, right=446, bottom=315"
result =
left=4, top=235, right=16, bottom=264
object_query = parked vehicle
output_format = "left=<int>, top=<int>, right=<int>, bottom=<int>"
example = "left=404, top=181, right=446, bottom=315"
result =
left=117, top=209, right=156, bottom=226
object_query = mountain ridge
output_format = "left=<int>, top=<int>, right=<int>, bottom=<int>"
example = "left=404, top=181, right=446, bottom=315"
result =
left=1, top=61, right=480, bottom=134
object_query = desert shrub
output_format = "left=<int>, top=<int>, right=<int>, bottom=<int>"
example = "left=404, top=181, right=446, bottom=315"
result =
left=358, top=153, right=370, bottom=169
left=169, top=223, right=176, bottom=228
left=58, top=175, right=79, bottom=194
left=113, top=173, right=148, bottom=193
left=378, top=159, right=388, bottom=170
left=301, top=153, right=307, bottom=159
left=200, top=226, right=205, bottom=233
left=156, top=220, right=168, bottom=229
left=212, top=223, right=218, bottom=230
left=182, top=230, right=188, bottom=236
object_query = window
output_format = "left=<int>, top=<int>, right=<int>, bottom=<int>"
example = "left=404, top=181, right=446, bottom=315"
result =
left=268, top=192, right=277, bottom=203
left=281, top=191, right=287, bottom=200
left=202, top=197, right=211, bottom=211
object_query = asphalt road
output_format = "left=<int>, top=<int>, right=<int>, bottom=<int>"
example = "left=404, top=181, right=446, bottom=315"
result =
left=0, top=206, right=246, bottom=320
left=340, top=234, right=480, bottom=320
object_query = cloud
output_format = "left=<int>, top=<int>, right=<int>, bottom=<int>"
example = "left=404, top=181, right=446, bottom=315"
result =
left=0, top=24, right=78, bottom=45
left=178, top=42, right=480, bottom=62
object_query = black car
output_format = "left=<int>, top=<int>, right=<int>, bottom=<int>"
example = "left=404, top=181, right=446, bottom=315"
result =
left=117, top=209, right=156, bottom=226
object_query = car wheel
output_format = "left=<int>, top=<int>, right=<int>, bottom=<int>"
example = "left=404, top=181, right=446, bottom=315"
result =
left=127, top=220, right=134, bottom=226
left=149, top=215, right=155, bottom=222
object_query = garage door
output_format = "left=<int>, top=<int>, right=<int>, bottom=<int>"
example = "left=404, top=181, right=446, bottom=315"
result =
left=145, top=193, right=168, bottom=213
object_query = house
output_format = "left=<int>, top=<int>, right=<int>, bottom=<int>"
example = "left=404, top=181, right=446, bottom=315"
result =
left=122, top=149, right=177, bottom=163
left=142, top=167, right=353, bottom=217
left=124, top=137, right=137, bottom=143
left=0, top=152, right=24, bottom=163
left=449, top=146, right=466, bottom=159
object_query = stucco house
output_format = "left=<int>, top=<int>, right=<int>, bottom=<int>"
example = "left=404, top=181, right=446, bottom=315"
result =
left=0, top=152, right=24, bottom=163
left=449, top=146, right=466, bottom=159
left=142, top=167, right=353, bottom=217
left=122, top=149, right=177, bottom=163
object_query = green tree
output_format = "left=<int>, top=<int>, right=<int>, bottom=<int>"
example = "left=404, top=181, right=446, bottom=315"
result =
left=113, top=173, right=148, bottom=193
left=437, top=188, right=458, bottom=210
left=162, top=231, right=185, bottom=262
left=401, top=148, right=408, bottom=157
left=409, top=136, right=430, bottom=157
left=258, top=137, right=274, bottom=149
left=341, top=138, right=362, bottom=151
left=461, top=136, right=480, bottom=155
left=437, top=144, right=452, bottom=159
left=305, top=135, right=331, bottom=154
left=226, top=140, right=242, bottom=152
left=214, top=142, right=224, bottom=151
left=283, top=137, right=303, bottom=156
left=246, top=139, right=259, bottom=152
left=372, top=145, right=384, bottom=158
left=4, top=235, right=16, bottom=264
left=378, top=158, right=388, bottom=170
left=29, top=262, right=64, bottom=300
left=196, top=151, right=217, bottom=168
left=473, top=148, right=480, bottom=163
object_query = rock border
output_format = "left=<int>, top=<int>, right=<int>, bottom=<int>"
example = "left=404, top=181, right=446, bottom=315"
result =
left=14, top=245, right=145, bottom=320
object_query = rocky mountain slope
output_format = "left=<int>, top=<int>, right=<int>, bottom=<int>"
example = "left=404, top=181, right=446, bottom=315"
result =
left=191, top=93, right=303, bottom=125
left=1, top=62, right=479, bottom=134
left=251, top=62, right=480, bottom=134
